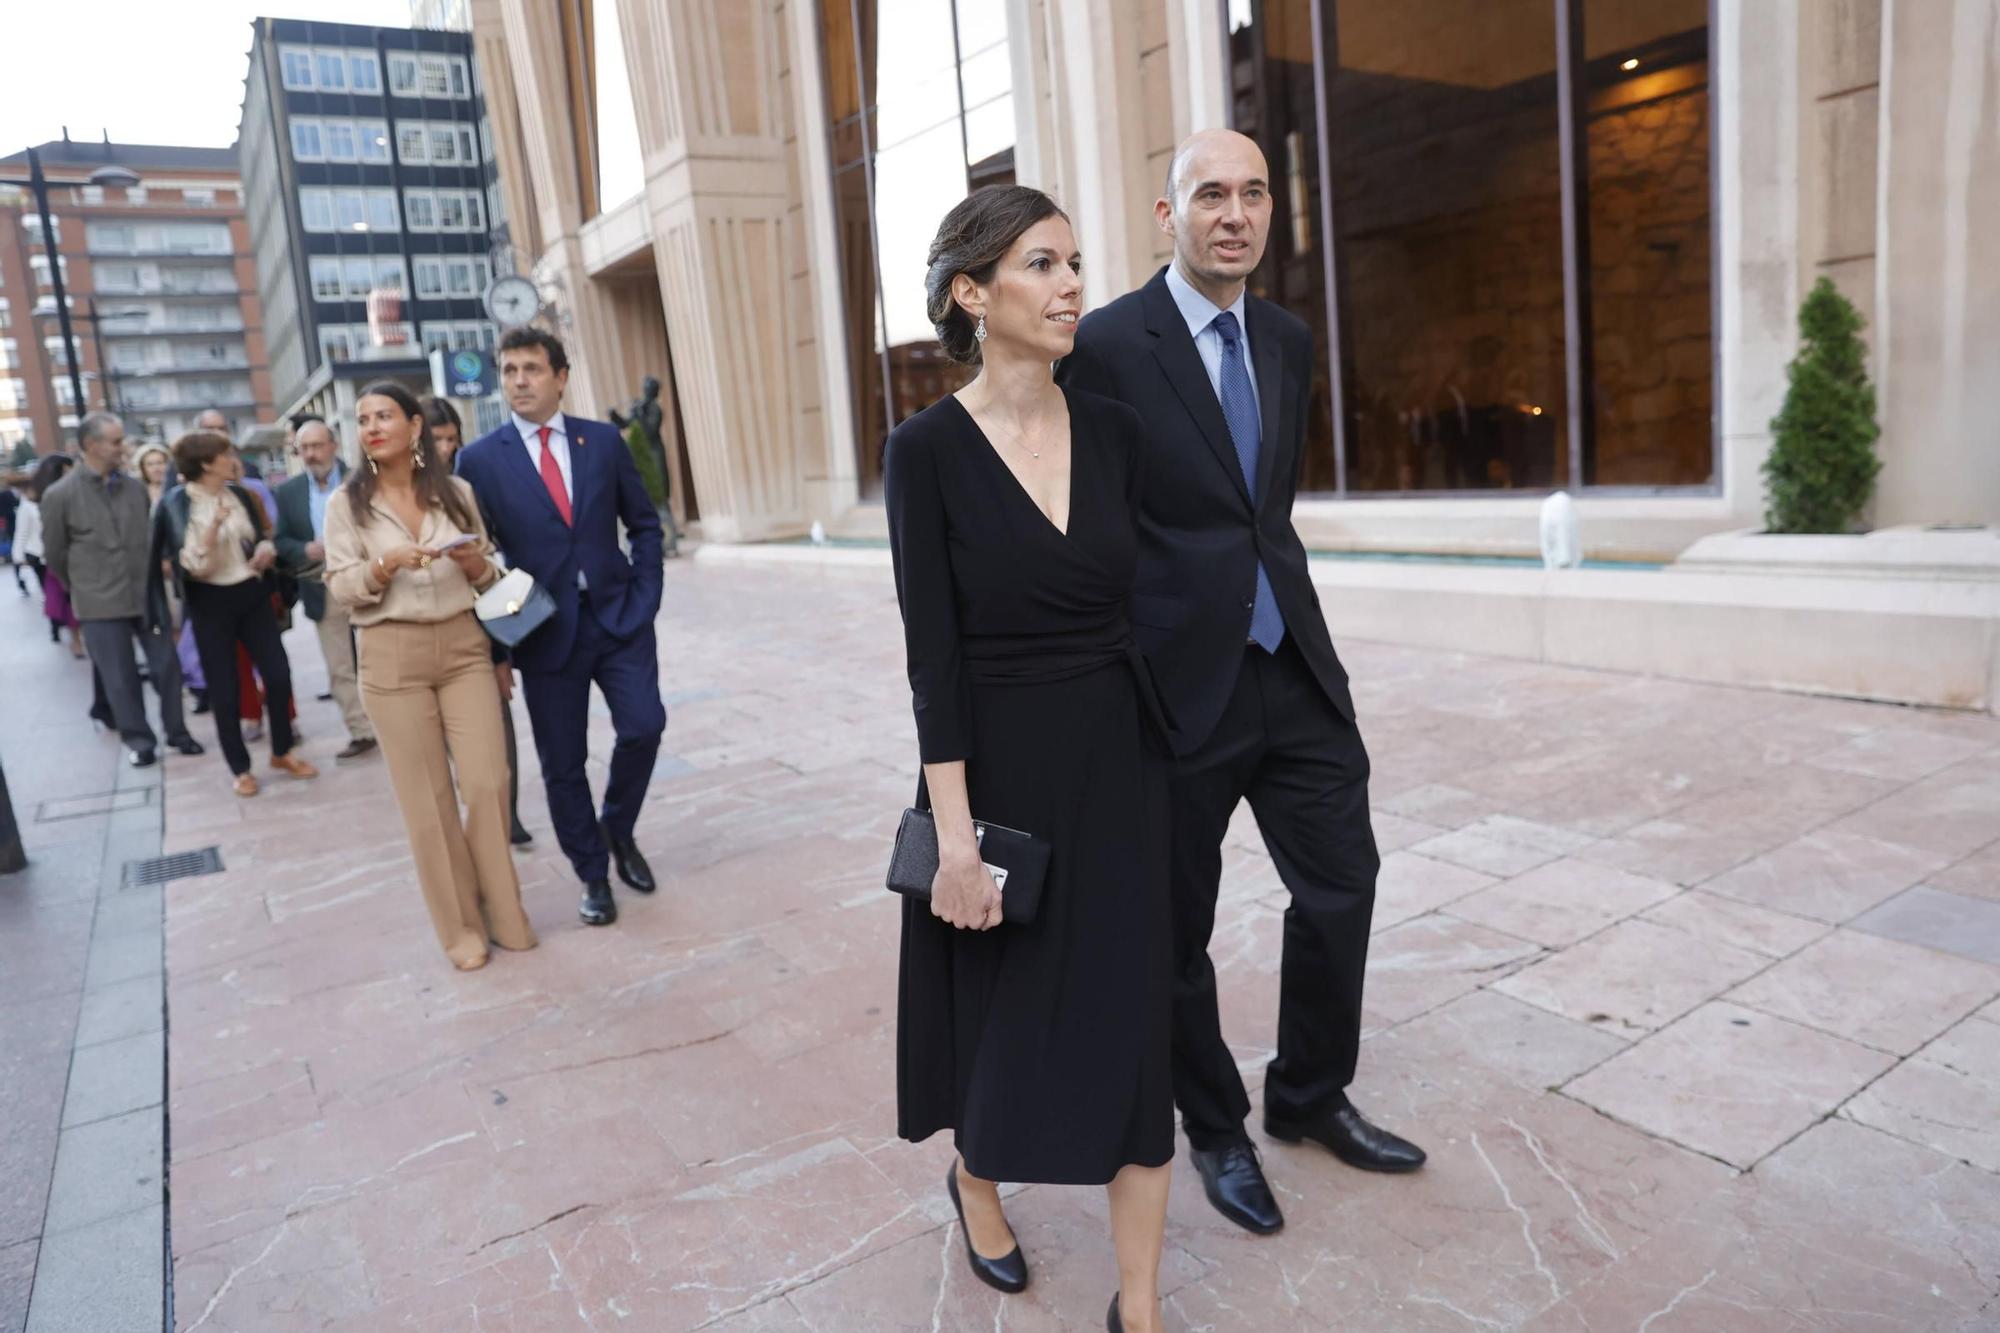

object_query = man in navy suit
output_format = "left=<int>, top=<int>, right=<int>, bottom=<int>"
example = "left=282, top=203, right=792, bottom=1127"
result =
left=457, top=328, right=666, bottom=926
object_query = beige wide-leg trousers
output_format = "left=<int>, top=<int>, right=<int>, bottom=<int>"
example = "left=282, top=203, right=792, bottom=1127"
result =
left=358, top=612, right=536, bottom=967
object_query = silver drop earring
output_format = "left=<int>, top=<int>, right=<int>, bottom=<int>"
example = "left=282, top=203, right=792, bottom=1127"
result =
left=974, top=313, right=987, bottom=344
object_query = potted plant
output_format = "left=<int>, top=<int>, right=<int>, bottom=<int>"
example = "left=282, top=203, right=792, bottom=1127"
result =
left=1762, top=276, right=1881, bottom=534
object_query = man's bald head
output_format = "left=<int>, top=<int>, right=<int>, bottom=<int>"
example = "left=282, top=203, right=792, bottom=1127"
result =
left=194, top=408, right=230, bottom=435
left=1157, top=130, right=1273, bottom=299
left=1163, top=129, right=1269, bottom=210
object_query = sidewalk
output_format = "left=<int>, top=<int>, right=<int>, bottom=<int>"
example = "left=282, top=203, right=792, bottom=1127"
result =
left=0, top=577, right=169, bottom=1333
left=146, top=557, right=2000, bottom=1330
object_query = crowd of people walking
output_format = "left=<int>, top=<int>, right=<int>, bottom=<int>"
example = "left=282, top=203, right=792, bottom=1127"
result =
left=0, top=125, right=1429, bottom=1332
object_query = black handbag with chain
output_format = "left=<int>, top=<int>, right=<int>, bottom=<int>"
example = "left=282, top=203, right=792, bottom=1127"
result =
left=886, top=808, right=1050, bottom=924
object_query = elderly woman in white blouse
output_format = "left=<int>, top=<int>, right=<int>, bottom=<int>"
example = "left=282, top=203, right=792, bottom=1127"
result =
left=153, top=430, right=318, bottom=797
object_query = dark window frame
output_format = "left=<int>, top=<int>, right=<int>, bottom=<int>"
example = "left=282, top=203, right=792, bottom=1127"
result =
left=1226, top=0, right=1721, bottom=499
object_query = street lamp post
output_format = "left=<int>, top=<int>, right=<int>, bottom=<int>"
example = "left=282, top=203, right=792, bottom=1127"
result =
left=1, top=153, right=142, bottom=447
left=13, top=150, right=86, bottom=441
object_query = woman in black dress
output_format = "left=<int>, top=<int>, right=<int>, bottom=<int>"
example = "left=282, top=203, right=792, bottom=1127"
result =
left=888, top=186, right=1173, bottom=1333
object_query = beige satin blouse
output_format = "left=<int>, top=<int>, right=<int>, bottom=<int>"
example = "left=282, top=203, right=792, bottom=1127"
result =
left=179, top=486, right=266, bottom=587
left=323, top=477, right=501, bottom=626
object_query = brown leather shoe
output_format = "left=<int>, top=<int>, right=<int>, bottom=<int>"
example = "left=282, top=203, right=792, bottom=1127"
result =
left=270, top=753, right=319, bottom=780
left=232, top=773, right=260, bottom=798
left=335, top=738, right=377, bottom=762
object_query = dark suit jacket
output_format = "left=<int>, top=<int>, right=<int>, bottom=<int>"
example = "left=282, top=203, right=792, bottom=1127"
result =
left=455, top=414, right=664, bottom=674
left=1058, top=266, right=1353, bottom=755
left=272, top=470, right=336, bottom=621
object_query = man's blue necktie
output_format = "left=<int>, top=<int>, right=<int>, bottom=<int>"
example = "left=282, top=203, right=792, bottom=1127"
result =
left=1211, top=311, right=1285, bottom=652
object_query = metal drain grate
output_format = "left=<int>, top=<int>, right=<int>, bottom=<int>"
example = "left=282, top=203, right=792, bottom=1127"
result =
left=125, top=846, right=224, bottom=887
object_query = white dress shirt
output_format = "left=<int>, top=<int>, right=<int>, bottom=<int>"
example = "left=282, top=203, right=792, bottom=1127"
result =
left=1164, top=262, right=1261, bottom=420
left=512, top=410, right=587, bottom=589
left=513, top=410, right=574, bottom=502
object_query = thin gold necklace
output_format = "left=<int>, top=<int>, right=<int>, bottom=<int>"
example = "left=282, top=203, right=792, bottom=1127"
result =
left=982, top=406, right=1057, bottom=460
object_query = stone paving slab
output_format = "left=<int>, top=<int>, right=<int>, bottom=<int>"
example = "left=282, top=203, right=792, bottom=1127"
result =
left=156, top=559, right=2000, bottom=1330
left=1853, top=883, right=2000, bottom=965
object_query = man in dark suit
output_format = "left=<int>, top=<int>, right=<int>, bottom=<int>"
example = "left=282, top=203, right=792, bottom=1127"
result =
left=273, top=416, right=376, bottom=761
left=456, top=328, right=665, bottom=926
left=1059, top=129, right=1425, bottom=1236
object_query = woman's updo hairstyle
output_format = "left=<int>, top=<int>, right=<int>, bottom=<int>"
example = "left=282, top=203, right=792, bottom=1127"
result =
left=924, top=185, right=1070, bottom=366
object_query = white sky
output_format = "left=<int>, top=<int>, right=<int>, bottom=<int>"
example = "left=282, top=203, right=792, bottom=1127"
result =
left=0, top=1, right=415, bottom=151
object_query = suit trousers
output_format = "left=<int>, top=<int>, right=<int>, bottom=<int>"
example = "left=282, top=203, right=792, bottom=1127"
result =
left=1171, top=636, right=1380, bottom=1150
left=358, top=612, right=536, bottom=967
left=519, top=598, right=665, bottom=884
left=314, top=596, right=374, bottom=742
left=81, top=616, right=187, bottom=754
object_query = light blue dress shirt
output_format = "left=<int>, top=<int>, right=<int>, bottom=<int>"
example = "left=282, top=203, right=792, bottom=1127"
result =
left=307, top=462, right=343, bottom=540
left=1164, top=262, right=1260, bottom=422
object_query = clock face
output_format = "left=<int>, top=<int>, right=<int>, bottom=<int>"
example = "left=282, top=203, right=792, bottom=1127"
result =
left=485, top=275, right=540, bottom=328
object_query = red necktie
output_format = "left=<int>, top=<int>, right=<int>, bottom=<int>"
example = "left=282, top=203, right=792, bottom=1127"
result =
left=537, top=424, right=572, bottom=526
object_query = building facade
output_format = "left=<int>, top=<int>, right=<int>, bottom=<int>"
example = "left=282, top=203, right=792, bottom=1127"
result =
left=468, top=0, right=1998, bottom=555
left=0, top=138, right=274, bottom=455
left=239, top=16, right=510, bottom=430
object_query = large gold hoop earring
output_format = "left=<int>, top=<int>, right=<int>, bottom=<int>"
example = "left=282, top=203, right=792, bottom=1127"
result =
left=367, top=456, right=378, bottom=475
left=414, top=443, right=426, bottom=471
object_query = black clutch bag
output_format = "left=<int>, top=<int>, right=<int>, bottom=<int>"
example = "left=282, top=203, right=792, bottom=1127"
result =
left=886, top=808, right=1050, bottom=924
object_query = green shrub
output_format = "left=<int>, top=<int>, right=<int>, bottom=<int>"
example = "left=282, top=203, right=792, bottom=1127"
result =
left=1763, top=277, right=1881, bottom=533
left=621, top=417, right=669, bottom=512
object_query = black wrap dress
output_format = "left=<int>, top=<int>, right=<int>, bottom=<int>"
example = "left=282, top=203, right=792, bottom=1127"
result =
left=886, top=385, right=1174, bottom=1186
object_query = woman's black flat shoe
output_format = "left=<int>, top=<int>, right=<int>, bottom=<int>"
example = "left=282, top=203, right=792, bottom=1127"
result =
left=1107, top=1293, right=1123, bottom=1332
left=945, top=1164, right=1028, bottom=1294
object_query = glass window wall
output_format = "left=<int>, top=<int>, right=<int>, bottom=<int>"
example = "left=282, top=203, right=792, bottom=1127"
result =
left=819, top=0, right=1016, bottom=497
left=1226, top=0, right=1712, bottom=494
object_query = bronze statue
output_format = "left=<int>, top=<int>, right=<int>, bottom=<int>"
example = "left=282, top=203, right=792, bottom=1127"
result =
left=610, top=375, right=681, bottom=557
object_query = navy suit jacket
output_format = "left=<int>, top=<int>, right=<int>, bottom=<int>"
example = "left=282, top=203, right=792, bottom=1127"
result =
left=1058, top=268, right=1354, bottom=754
left=456, top=414, right=664, bottom=674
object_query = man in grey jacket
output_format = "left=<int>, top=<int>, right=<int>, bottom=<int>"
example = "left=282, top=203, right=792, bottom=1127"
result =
left=41, top=412, right=202, bottom=767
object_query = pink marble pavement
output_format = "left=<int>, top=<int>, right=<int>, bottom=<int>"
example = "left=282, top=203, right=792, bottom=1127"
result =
left=162, top=558, right=2000, bottom=1330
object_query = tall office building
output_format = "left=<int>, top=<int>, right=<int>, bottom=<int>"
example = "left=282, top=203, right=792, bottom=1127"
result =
left=238, top=17, right=509, bottom=428
left=0, top=136, right=274, bottom=455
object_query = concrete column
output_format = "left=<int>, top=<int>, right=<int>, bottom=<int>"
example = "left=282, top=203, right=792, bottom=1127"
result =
left=1872, top=0, right=2000, bottom=527
left=618, top=0, right=807, bottom=542
left=785, top=0, right=862, bottom=527
left=470, top=0, right=543, bottom=267
left=1025, top=1, right=1159, bottom=306
left=1166, top=0, right=1228, bottom=140
left=1715, top=0, right=1802, bottom=525
left=494, top=0, right=628, bottom=418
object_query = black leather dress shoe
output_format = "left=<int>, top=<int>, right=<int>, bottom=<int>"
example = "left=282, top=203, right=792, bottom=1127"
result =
left=603, top=824, right=655, bottom=893
left=1190, top=1140, right=1283, bottom=1234
left=510, top=817, right=533, bottom=846
left=1106, top=1293, right=1123, bottom=1333
left=190, top=689, right=210, bottom=715
left=1266, top=1100, right=1427, bottom=1173
left=128, top=749, right=158, bottom=769
left=579, top=879, right=617, bottom=926
left=946, top=1164, right=1028, bottom=1294
left=168, top=735, right=205, bottom=756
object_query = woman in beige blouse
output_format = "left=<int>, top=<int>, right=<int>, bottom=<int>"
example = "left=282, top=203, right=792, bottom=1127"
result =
left=155, top=431, right=318, bottom=796
left=325, top=381, right=536, bottom=971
